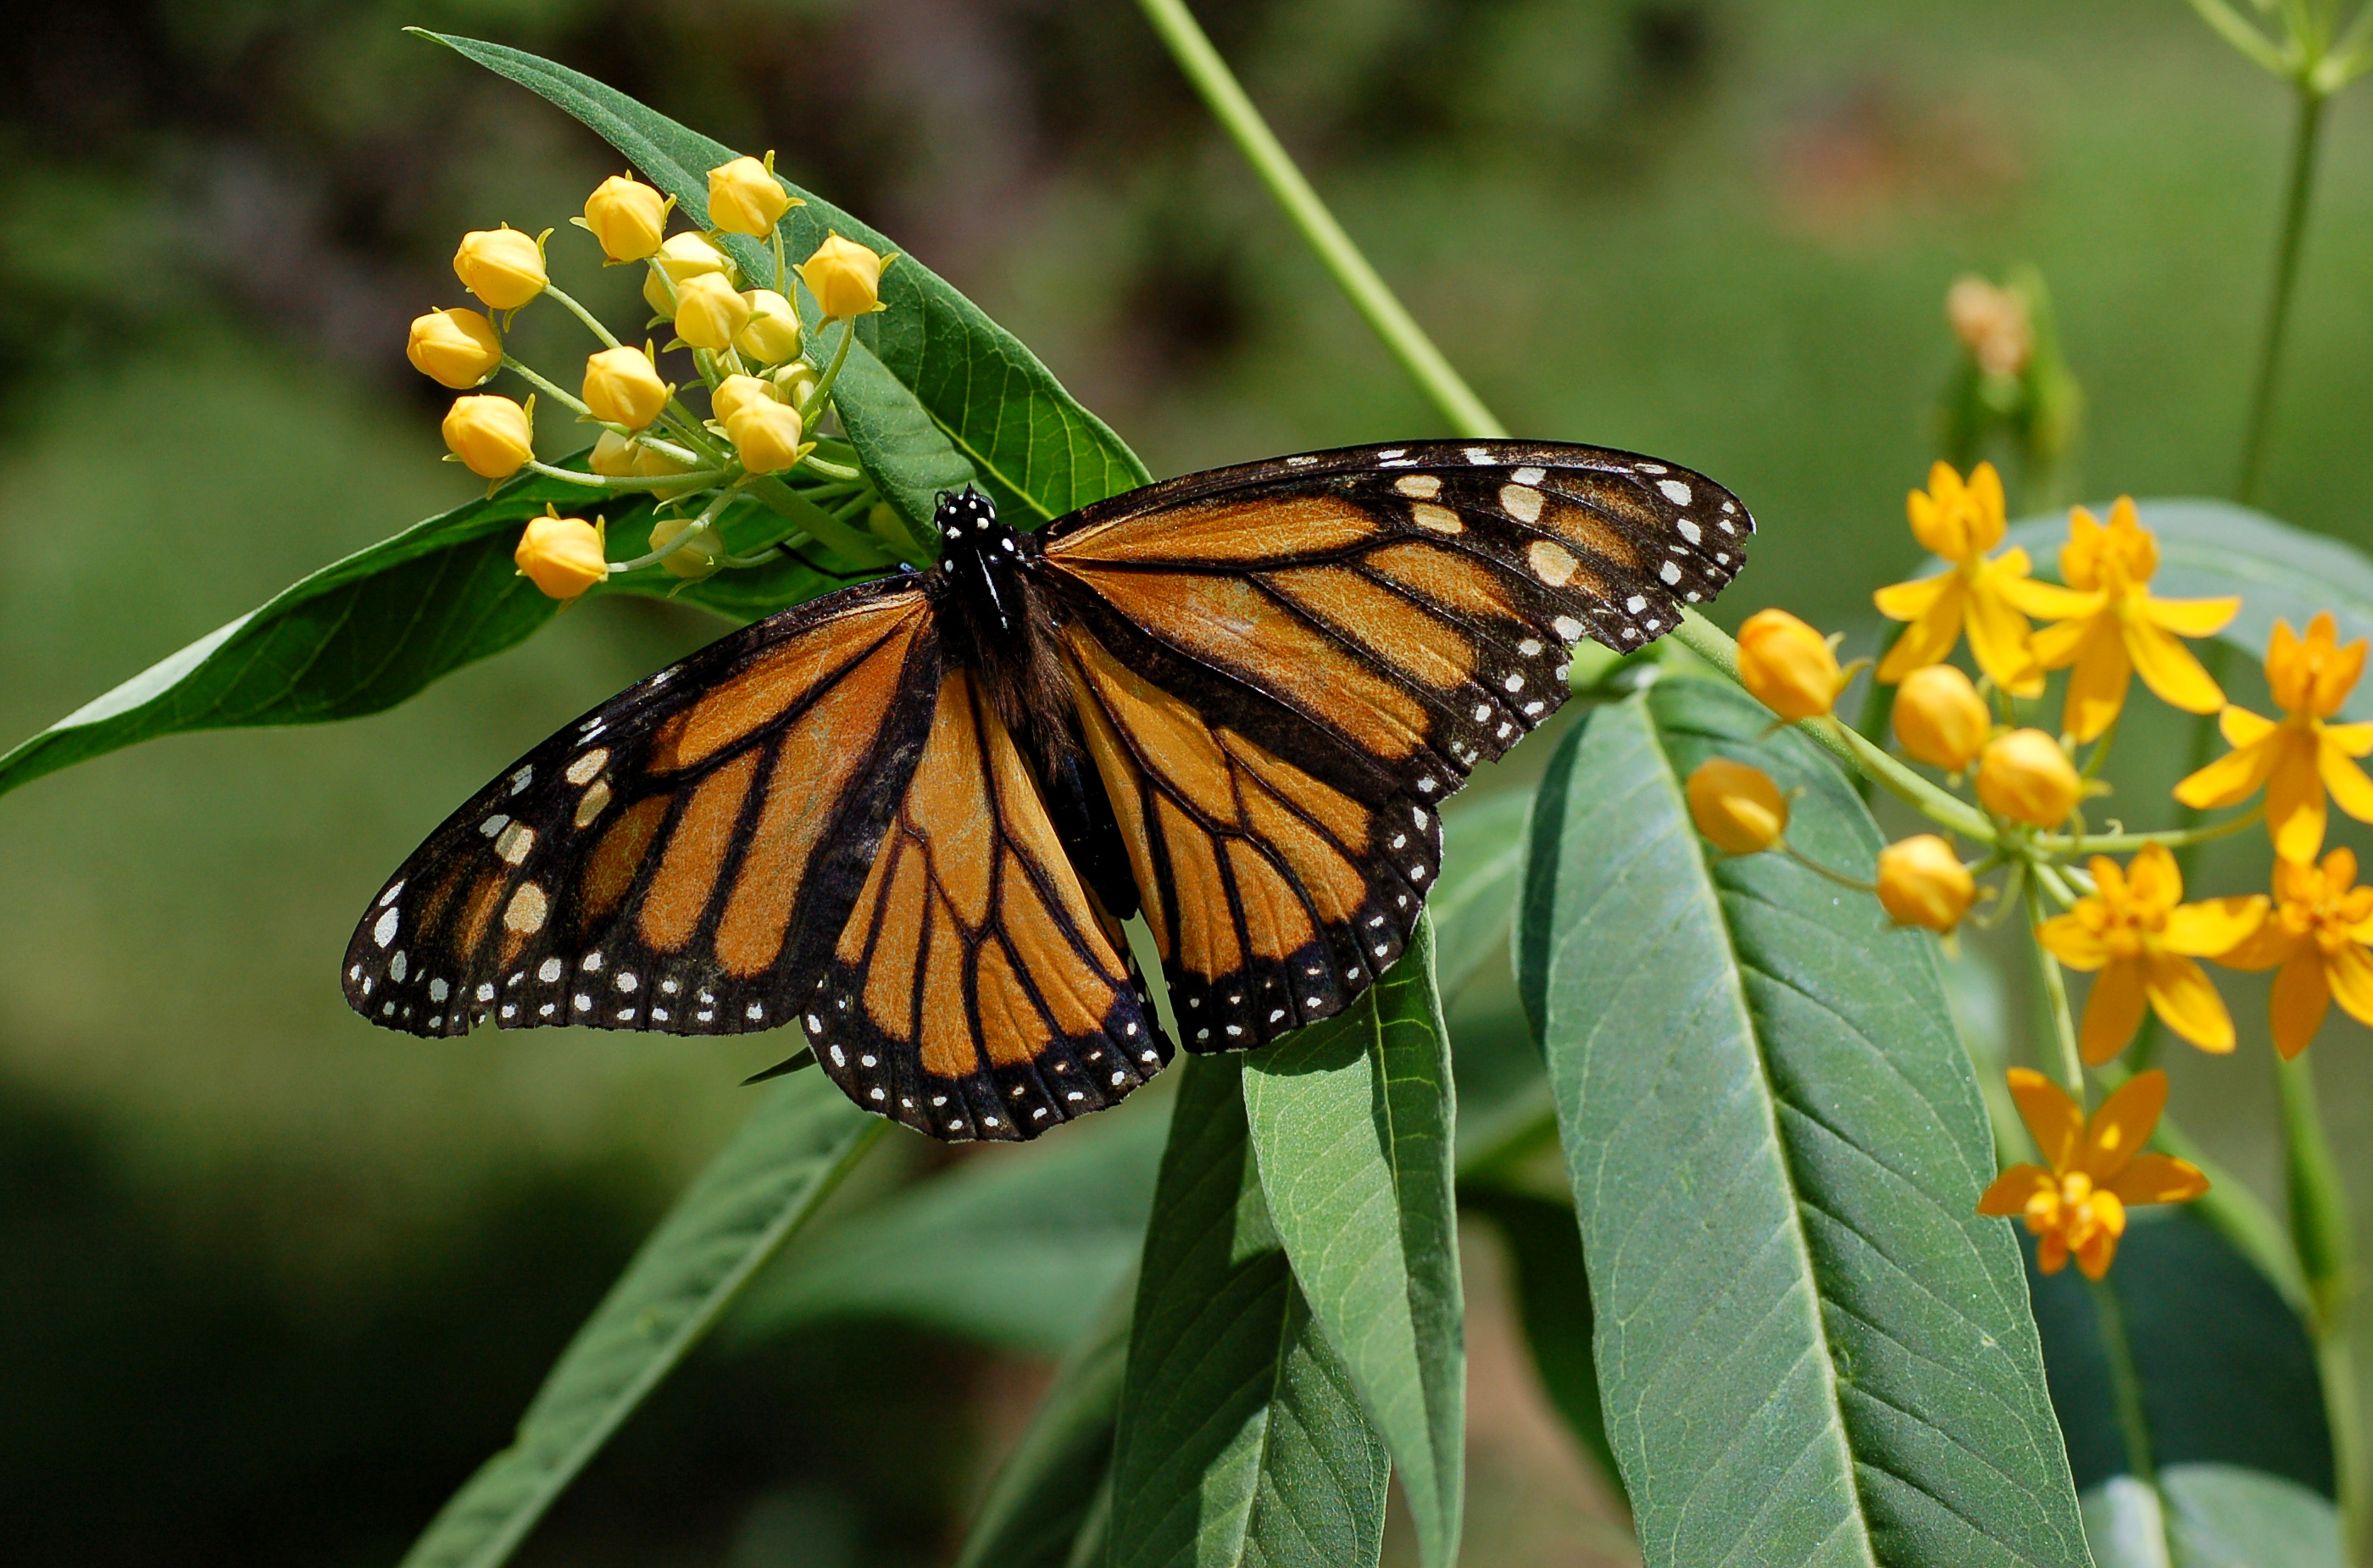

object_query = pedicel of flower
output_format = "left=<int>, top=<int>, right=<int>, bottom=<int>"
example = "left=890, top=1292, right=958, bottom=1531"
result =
left=1977, top=1068, right=2208, bottom=1278
left=2176, top=612, right=2373, bottom=864
left=2035, top=843, right=2265, bottom=1063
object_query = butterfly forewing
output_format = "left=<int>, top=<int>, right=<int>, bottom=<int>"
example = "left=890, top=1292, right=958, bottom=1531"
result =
left=803, top=666, right=1169, bottom=1141
left=342, top=580, right=940, bottom=1037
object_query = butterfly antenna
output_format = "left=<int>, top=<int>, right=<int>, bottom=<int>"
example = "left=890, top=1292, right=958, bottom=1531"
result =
left=741, top=1047, right=818, bottom=1086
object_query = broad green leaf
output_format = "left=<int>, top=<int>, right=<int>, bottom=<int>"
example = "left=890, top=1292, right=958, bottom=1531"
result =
left=954, top=1272, right=1136, bottom=1568
left=398, top=1072, right=882, bottom=1568
left=0, top=469, right=856, bottom=803
left=1999, top=500, right=2373, bottom=720
left=2026, top=1210, right=2335, bottom=1568
left=1516, top=679, right=2088, bottom=1568
left=1242, top=918, right=1463, bottom=1568
left=418, top=31, right=1151, bottom=534
left=728, top=1097, right=1168, bottom=1355
left=1107, top=1054, right=1390, bottom=1568
left=1431, top=787, right=1532, bottom=1002
left=1461, top=1185, right=1624, bottom=1506
left=2084, top=1469, right=2341, bottom=1568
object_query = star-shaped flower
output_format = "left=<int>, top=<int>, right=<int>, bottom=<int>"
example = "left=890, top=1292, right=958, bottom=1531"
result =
left=1978, top=1068, right=2208, bottom=1278
left=2174, top=613, right=2373, bottom=864
left=2218, top=847, right=2373, bottom=1058
left=2027, top=498, right=2237, bottom=742
left=1874, top=461, right=2086, bottom=696
left=2035, top=844, right=2265, bottom=1064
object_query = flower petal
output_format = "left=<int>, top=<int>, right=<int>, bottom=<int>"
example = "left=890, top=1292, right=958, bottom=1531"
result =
left=2325, top=721, right=2373, bottom=759
left=2319, top=742, right=2373, bottom=827
left=2162, top=894, right=2269, bottom=957
left=2143, top=951, right=2237, bottom=1054
left=2109, top=1153, right=2209, bottom=1207
left=2323, top=942, right=2373, bottom=1032
left=2141, top=595, right=2240, bottom=637
left=2269, top=733, right=2329, bottom=863
left=2271, top=949, right=2333, bottom=1058
left=2082, top=1069, right=2166, bottom=1183
left=2219, top=919, right=2303, bottom=972
left=2080, top=959, right=2150, bottom=1065
left=2005, top=1066, right=2083, bottom=1171
left=2126, top=620, right=2225, bottom=715
left=2037, top=912, right=2110, bottom=970
left=1977, top=1164, right=2056, bottom=1217
left=2126, top=842, right=2183, bottom=906
left=1873, top=570, right=1953, bottom=622
left=2223, top=705, right=2278, bottom=748
left=2075, top=1227, right=2120, bottom=1280
left=1876, top=587, right=1964, bottom=681
left=2037, top=1231, right=2071, bottom=1275
left=2061, top=620, right=2132, bottom=743
left=2173, top=731, right=2277, bottom=810
left=2003, top=578, right=2101, bottom=621
left=1966, top=575, right=2042, bottom=694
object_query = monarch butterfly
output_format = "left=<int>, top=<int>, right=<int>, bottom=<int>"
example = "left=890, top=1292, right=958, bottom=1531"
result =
left=345, top=441, right=1750, bottom=1140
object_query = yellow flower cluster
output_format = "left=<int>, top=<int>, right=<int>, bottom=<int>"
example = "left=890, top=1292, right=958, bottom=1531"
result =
left=399, top=152, right=904, bottom=607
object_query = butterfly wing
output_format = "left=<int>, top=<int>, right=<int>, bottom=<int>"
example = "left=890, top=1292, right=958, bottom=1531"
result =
left=803, top=666, right=1170, bottom=1142
left=1038, top=439, right=1749, bottom=1051
left=342, top=576, right=942, bottom=1037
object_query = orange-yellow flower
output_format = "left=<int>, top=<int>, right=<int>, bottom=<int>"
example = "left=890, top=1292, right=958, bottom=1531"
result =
left=1737, top=609, right=1849, bottom=720
left=1978, top=1068, right=2208, bottom=1278
left=2219, top=848, right=2373, bottom=1058
left=1873, top=462, right=2085, bottom=695
left=2175, top=614, right=2373, bottom=864
left=1686, top=758, right=1787, bottom=854
left=2026, top=498, right=2236, bottom=742
left=2036, top=844, right=2264, bottom=1063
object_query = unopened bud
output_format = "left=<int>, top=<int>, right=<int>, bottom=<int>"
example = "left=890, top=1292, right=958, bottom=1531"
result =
left=581, top=175, right=669, bottom=263
left=710, top=373, right=778, bottom=426
left=770, top=360, right=819, bottom=409
left=1737, top=609, right=1848, bottom=721
left=1946, top=275, right=2031, bottom=379
left=1876, top=835, right=1976, bottom=931
left=453, top=226, right=547, bottom=311
left=726, top=397, right=806, bottom=475
left=736, top=288, right=803, bottom=364
left=673, top=271, right=751, bottom=352
left=588, top=430, right=639, bottom=477
left=1687, top=758, right=1787, bottom=855
left=797, top=231, right=892, bottom=320
left=442, top=394, right=533, bottom=479
left=631, top=440, right=702, bottom=500
left=653, top=231, right=735, bottom=286
left=1892, top=663, right=1990, bottom=771
left=648, top=515, right=725, bottom=580
left=514, top=513, right=608, bottom=603
left=707, top=154, right=798, bottom=237
left=1977, top=728, right=2082, bottom=828
left=583, top=346, right=670, bottom=431
left=405, top=306, right=502, bottom=389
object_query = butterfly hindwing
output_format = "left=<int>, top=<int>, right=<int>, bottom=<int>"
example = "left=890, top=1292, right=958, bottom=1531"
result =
left=342, top=578, right=940, bottom=1037
left=803, top=666, right=1171, bottom=1142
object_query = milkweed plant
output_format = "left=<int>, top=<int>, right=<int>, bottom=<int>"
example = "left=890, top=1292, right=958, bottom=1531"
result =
left=6, top=3, right=2373, bottom=1566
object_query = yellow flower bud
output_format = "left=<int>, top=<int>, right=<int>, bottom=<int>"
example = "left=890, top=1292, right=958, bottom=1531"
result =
left=405, top=306, right=502, bottom=389
left=582, top=345, right=670, bottom=430
left=1977, top=728, right=2083, bottom=828
left=442, top=393, right=533, bottom=479
left=588, top=430, right=639, bottom=477
left=797, top=231, right=892, bottom=320
left=673, top=271, right=751, bottom=352
left=1876, top=835, right=1977, bottom=932
left=653, top=231, right=735, bottom=286
left=514, top=513, right=608, bottom=603
left=736, top=288, right=803, bottom=363
left=649, top=515, right=725, bottom=580
left=631, top=440, right=702, bottom=500
left=771, top=360, right=819, bottom=409
left=452, top=226, right=547, bottom=310
left=710, top=373, right=779, bottom=426
left=1892, top=664, right=1991, bottom=771
left=1737, top=608, right=1848, bottom=721
left=707, top=153, right=797, bottom=236
left=581, top=175, right=669, bottom=262
left=726, top=397, right=806, bottom=475
left=1687, top=758, right=1787, bottom=855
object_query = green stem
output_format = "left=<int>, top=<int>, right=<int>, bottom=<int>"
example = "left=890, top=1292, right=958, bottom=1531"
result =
left=2023, top=876, right=2086, bottom=1096
left=742, top=473, right=886, bottom=562
left=2277, top=1052, right=2363, bottom=1545
left=1133, top=0, right=1504, bottom=440
left=2037, top=803, right=2263, bottom=857
left=2236, top=85, right=2327, bottom=504
left=503, top=357, right=590, bottom=417
left=525, top=459, right=729, bottom=492
left=542, top=283, right=624, bottom=351
left=2085, top=1274, right=2159, bottom=1485
left=800, top=319, right=859, bottom=426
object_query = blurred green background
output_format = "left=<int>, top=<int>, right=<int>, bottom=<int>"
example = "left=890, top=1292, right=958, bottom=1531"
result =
left=2, top=1, right=2369, bottom=1563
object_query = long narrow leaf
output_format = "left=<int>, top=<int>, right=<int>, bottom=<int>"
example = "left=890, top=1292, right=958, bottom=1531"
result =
left=1241, top=917, right=1464, bottom=1568
left=1431, top=787, right=1531, bottom=1002
left=398, top=1072, right=881, bottom=1568
left=1516, top=678, right=2088, bottom=1568
left=1108, top=1054, right=1390, bottom=1568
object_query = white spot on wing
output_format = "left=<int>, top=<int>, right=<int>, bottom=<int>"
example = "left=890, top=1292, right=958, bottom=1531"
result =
left=1527, top=539, right=1578, bottom=587
left=495, top=821, right=536, bottom=865
left=503, top=882, right=547, bottom=936
left=373, top=908, right=399, bottom=948
left=1394, top=475, right=1441, bottom=499
left=1499, top=484, right=1543, bottom=523
left=1659, top=560, right=1682, bottom=585
left=1658, top=479, right=1693, bottom=505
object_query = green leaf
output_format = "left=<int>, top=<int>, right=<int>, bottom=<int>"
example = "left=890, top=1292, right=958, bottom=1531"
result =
left=2001, top=500, right=2373, bottom=720
left=2084, top=1469, right=2342, bottom=1568
left=727, top=1097, right=1169, bottom=1355
left=1241, top=916, right=1463, bottom=1568
left=1107, top=1054, right=1390, bottom=1568
left=416, top=31, right=1151, bottom=534
left=0, top=469, right=854, bottom=803
left=1460, top=1185, right=1624, bottom=1507
left=954, top=1272, right=1136, bottom=1568
left=2027, top=1211, right=2335, bottom=1568
left=1431, top=786, right=1532, bottom=1002
left=1515, top=678, right=2089, bottom=1568
left=398, top=1073, right=882, bottom=1568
